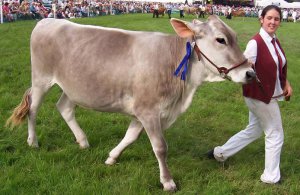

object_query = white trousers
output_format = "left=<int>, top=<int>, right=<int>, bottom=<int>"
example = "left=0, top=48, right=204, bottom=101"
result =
left=214, top=97, right=284, bottom=183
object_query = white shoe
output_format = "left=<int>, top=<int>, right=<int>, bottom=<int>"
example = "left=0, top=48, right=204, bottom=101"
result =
left=213, top=146, right=227, bottom=162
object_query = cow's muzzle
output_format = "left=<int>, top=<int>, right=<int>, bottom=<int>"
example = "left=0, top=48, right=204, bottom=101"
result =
left=245, top=70, right=256, bottom=82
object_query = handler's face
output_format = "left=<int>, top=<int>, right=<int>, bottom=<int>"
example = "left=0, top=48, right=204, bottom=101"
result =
left=260, top=9, right=281, bottom=36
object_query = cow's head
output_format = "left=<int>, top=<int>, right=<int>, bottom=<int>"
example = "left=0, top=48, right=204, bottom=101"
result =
left=170, top=15, right=256, bottom=83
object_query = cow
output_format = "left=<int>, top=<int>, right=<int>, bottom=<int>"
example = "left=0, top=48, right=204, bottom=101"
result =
left=232, top=9, right=246, bottom=17
left=158, top=7, right=166, bottom=17
left=6, top=16, right=256, bottom=191
left=151, top=4, right=165, bottom=17
left=183, top=6, right=200, bottom=16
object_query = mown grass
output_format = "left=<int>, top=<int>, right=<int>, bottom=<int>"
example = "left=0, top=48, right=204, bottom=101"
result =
left=1, top=13, right=300, bottom=194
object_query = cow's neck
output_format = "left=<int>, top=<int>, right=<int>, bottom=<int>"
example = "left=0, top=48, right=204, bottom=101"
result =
left=179, top=54, right=206, bottom=114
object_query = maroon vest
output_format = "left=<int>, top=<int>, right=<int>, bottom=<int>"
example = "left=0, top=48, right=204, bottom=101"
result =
left=242, top=34, right=287, bottom=104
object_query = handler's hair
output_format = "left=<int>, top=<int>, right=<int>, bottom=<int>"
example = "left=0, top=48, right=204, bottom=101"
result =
left=261, top=5, right=282, bottom=20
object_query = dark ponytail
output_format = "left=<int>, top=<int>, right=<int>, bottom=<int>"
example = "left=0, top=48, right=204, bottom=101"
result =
left=261, top=5, right=282, bottom=20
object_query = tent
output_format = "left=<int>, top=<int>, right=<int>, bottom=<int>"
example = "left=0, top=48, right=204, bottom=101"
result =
left=282, top=2, right=300, bottom=8
left=255, top=0, right=300, bottom=8
left=117, top=0, right=192, bottom=3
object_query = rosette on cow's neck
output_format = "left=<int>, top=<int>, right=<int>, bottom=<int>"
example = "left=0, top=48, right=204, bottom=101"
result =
left=174, top=42, right=192, bottom=81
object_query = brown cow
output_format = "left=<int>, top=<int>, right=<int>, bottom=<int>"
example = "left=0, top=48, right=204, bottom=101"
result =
left=184, top=6, right=200, bottom=16
left=232, top=9, right=246, bottom=17
left=158, top=6, right=166, bottom=17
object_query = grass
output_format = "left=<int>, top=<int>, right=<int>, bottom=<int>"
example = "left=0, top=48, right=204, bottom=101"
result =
left=1, top=13, right=300, bottom=194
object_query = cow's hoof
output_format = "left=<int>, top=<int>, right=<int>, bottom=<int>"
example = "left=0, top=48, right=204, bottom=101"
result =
left=78, top=141, right=90, bottom=149
left=105, top=157, right=116, bottom=165
left=27, top=137, right=39, bottom=148
left=163, top=180, right=177, bottom=192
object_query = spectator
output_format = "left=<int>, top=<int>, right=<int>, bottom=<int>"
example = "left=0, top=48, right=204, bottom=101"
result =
left=282, top=9, right=288, bottom=22
left=292, top=9, right=297, bottom=23
left=81, top=2, right=88, bottom=17
left=29, top=2, right=41, bottom=19
left=153, top=3, right=158, bottom=18
left=258, top=8, right=262, bottom=18
left=226, top=6, right=232, bottom=19
left=179, top=3, right=184, bottom=18
left=37, top=2, right=49, bottom=18
left=10, top=2, right=19, bottom=21
left=56, top=7, right=65, bottom=19
left=199, top=4, right=206, bottom=18
left=166, top=3, right=172, bottom=19
left=47, top=10, right=54, bottom=18
left=18, top=0, right=32, bottom=20
left=3, top=2, right=14, bottom=22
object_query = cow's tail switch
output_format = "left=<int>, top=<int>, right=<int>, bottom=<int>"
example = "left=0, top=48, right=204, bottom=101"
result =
left=6, top=88, right=31, bottom=129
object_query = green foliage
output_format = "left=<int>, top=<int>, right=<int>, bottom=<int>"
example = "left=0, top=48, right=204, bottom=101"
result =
left=1, top=14, right=300, bottom=194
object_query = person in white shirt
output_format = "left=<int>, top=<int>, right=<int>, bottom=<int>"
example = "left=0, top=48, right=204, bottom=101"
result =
left=179, top=4, right=184, bottom=18
left=258, top=8, right=262, bottom=18
left=198, top=4, right=205, bottom=18
left=207, top=5, right=293, bottom=185
left=292, top=9, right=297, bottom=23
left=282, top=9, right=288, bottom=22
left=226, top=6, right=232, bottom=19
left=166, top=3, right=172, bottom=19
left=153, top=3, right=159, bottom=18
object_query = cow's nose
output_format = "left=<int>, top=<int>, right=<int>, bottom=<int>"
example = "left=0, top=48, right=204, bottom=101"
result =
left=246, top=71, right=256, bottom=81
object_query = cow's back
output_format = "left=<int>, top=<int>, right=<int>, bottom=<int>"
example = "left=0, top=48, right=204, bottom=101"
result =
left=30, top=19, right=186, bottom=114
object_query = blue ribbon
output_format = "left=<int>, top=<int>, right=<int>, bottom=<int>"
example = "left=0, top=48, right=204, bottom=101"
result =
left=174, top=42, right=192, bottom=81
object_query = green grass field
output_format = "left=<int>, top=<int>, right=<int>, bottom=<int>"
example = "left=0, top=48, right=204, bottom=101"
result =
left=1, top=13, right=300, bottom=194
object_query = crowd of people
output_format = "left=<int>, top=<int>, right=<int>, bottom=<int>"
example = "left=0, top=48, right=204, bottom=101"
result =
left=1, top=0, right=299, bottom=23
left=1, top=0, right=161, bottom=21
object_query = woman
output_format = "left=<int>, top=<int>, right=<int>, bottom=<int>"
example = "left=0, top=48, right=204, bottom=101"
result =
left=208, top=5, right=293, bottom=184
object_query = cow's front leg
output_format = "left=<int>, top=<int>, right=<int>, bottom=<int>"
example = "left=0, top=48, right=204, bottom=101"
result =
left=105, top=119, right=144, bottom=165
left=141, top=116, right=177, bottom=192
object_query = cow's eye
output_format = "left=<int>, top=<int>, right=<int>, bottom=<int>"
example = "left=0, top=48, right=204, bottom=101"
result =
left=216, top=38, right=226, bottom=45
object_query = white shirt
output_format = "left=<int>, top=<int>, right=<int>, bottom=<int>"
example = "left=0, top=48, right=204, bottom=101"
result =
left=282, top=10, right=288, bottom=19
left=244, top=28, right=286, bottom=100
left=292, top=11, right=297, bottom=18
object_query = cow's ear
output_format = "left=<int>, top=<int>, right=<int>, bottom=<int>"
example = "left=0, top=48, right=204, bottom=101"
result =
left=170, top=18, right=194, bottom=38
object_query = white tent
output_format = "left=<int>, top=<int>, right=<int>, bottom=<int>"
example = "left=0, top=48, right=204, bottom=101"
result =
left=282, top=2, right=300, bottom=8
left=255, top=0, right=300, bottom=9
left=119, top=0, right=192, bottom=3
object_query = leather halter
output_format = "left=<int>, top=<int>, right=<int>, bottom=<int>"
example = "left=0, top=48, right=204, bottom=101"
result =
left=193, top=43, right=248, bottom=80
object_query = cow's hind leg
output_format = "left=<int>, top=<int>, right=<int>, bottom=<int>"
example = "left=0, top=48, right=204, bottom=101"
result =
left=28, top=86, right=50, bottom=147
left=105, top=119, right=144, bottom=165
left=56, top=93, right=89, bottom=148
left=139, top=115, right=177, bottom=192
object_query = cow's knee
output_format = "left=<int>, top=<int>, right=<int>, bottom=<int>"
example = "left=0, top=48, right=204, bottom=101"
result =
left=153, top=140, right=168, bottom=159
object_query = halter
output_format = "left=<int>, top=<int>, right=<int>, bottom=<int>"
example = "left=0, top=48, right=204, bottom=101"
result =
left=193, top=43, right=248, bottom=80
left=174, top=41, right=249, bottom=81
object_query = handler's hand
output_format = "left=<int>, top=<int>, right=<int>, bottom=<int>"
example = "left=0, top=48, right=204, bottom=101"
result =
left=284, top=80, right=293, bottom=101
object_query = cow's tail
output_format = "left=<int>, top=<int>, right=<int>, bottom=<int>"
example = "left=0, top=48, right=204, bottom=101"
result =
left=6, top=88, right=31, bottom=129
